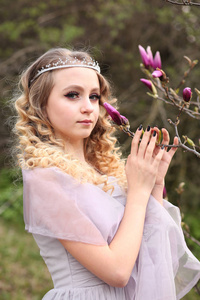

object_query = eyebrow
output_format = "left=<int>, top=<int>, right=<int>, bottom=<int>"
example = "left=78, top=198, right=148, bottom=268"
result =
left=62, top=85, right=100, bottom=93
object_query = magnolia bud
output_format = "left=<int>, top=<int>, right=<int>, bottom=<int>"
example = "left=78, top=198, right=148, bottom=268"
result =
left=140, top=79, right=157, bottom=95
left=183, top=135, right=195, bottom=147
left=183, top=87, right=192, bottom=102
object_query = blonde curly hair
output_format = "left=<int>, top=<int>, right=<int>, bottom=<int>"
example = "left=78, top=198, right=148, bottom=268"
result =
left=13, top=48, right=127, bottom=191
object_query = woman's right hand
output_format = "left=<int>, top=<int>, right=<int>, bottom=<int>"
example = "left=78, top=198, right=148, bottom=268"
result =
left=125, top=125, right=165, bottom=199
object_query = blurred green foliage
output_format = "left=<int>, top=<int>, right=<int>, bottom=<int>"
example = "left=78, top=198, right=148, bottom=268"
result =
left=0, top=168, right=23, bottom=225
left=0, top=219, right=52, bottom=299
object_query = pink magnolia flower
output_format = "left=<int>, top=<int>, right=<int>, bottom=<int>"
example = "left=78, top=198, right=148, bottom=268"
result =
left=183, top=87, right=192, bottom=102
left=103, top=102, right=129, bottom=126
left=139, top=45, right=162, bottom=70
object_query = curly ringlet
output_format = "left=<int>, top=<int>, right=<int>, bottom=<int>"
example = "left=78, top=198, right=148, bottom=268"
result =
left=14, top=48, right=127, bottom=192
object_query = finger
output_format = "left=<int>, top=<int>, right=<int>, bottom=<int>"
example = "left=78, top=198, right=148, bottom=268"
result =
left=153, top=128, right=169, bottom=156
left=161, top=128, right=170, bottom=146
left=152, top=144, right=165, bottom=168
left=130, top=124, right=143, bottom=156
left=137, top=125, right=152, bottom=158
left=151, top=126, right=160, bottom=142
left=151, top=127, right=161, bottom=156
left=144, top=130, right=158, bottom=160
left=167, top=136, right=179, bottom=159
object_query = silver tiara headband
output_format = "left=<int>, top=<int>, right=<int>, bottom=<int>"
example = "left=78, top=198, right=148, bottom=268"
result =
left=31, top=57, right=101, bottom=83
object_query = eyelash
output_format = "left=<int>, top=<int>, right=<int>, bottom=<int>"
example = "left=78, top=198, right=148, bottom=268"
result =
left=64, top=91, right=101, bottom=101
left=64, top=91, right=79, bottom=99
left=90, top=94, right=101, bottom=101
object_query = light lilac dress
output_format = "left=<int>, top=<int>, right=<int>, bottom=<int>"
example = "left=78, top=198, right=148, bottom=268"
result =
left=22, top=167, right=200, bottom=300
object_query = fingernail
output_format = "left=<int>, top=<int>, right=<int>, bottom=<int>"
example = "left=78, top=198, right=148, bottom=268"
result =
left=147, top=125, right=151, bottom=132
left=153, top=130, right=157, bottom=137
left=161, top=145, right=165, bottom=150
left=138, top=124, right=143, bottom=131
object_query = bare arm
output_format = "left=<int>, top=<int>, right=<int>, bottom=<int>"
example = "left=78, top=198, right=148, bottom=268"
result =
left=59, top=126, right=165, bottom=287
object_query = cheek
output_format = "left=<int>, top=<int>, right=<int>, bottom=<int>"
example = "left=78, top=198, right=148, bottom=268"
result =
left=46, top=103, right=67, bottom=127
left=94, top=104, right=100, bottom=119
left=97, top=105, right=104, bottom=121
left=92, top=107, right=100, bottom=129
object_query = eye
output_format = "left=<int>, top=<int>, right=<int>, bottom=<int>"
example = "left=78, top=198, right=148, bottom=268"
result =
left=90, top=93, right=101, bottom=101
left=64, top=91, right=79, bottom=99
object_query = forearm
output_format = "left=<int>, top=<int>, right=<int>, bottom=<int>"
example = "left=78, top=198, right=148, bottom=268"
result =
left=109, top=189, right=149, bottom=284
left=151, top=181, right=164, bottom=205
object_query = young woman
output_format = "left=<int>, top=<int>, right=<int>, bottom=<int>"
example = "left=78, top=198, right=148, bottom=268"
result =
left=14, top=48, right=200, bottom=299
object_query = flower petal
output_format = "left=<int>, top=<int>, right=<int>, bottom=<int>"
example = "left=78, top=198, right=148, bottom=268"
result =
left=140, top=78, right=153, bottom=92
left=153, top=51, right=162, bottom=69
left=152, top=70, right=163, bottom=78
left=138, top=45, right=149, bottom=69
left=120, top=115, right=129, bottom=126
left=147, top=46, right=154, bottom=68
left=103, top=102, right=122, bottom=125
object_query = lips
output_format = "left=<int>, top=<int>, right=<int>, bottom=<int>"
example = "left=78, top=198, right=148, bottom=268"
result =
left=77, top=120, right=92, bottom=123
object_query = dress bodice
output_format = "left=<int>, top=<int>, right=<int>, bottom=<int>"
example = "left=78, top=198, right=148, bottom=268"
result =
left=33, top=232, right=128, bottom=299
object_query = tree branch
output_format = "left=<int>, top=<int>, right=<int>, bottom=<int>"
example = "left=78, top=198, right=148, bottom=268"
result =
left=164, top=0, right=200, bottom=6
left=183, top=229, right=200, bottom=247
left=168, top=119, right=200, bottom=157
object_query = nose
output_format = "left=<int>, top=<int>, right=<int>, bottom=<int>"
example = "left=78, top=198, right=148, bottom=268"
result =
left=80, top=97, right=94, bottom=114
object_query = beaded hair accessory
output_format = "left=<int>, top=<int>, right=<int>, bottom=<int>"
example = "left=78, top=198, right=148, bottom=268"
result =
left=31, top=57, right=101, bottom=83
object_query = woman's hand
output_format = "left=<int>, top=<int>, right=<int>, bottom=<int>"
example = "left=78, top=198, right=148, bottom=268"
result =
left=125, top=125, right=165, bottom=203
left=151, top=127, right=179, bottom=203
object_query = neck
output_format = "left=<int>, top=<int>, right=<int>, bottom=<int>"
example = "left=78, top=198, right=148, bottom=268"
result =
left=63, top=139, right=102, bottom=177
left=63, top=139, right=86, bottom=162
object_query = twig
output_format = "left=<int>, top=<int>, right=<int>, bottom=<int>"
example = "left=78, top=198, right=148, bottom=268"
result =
left=195, top=283, right=200, bottom=295
left=151, top=82, right=200, bottom=119
left=157, top=95, right=200, bottom=119
left=164, top=0, right=200, bottom=6
left=183, top=228, right=200, bottom=295
left=183, top=229, right=200, bottom=247
left=120, top=120, right=200, bottom=156
left=175, top=57, right=197, bottom=90
left=121, top=127, right=180, bottom=148
left=0, top=201, right=14, bottom=215
left=168, top=119, right=200, bottom=157
left=146, top=74, right=200, bottom=120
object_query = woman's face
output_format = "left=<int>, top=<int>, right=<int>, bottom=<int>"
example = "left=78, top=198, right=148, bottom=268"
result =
left=46, top=67, right=100, bottom=147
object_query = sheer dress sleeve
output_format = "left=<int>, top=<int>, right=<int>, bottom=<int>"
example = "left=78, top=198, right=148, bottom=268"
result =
left=22, top=167, right=124, bottom=245
left=127, top=195, right=200, bottom=300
